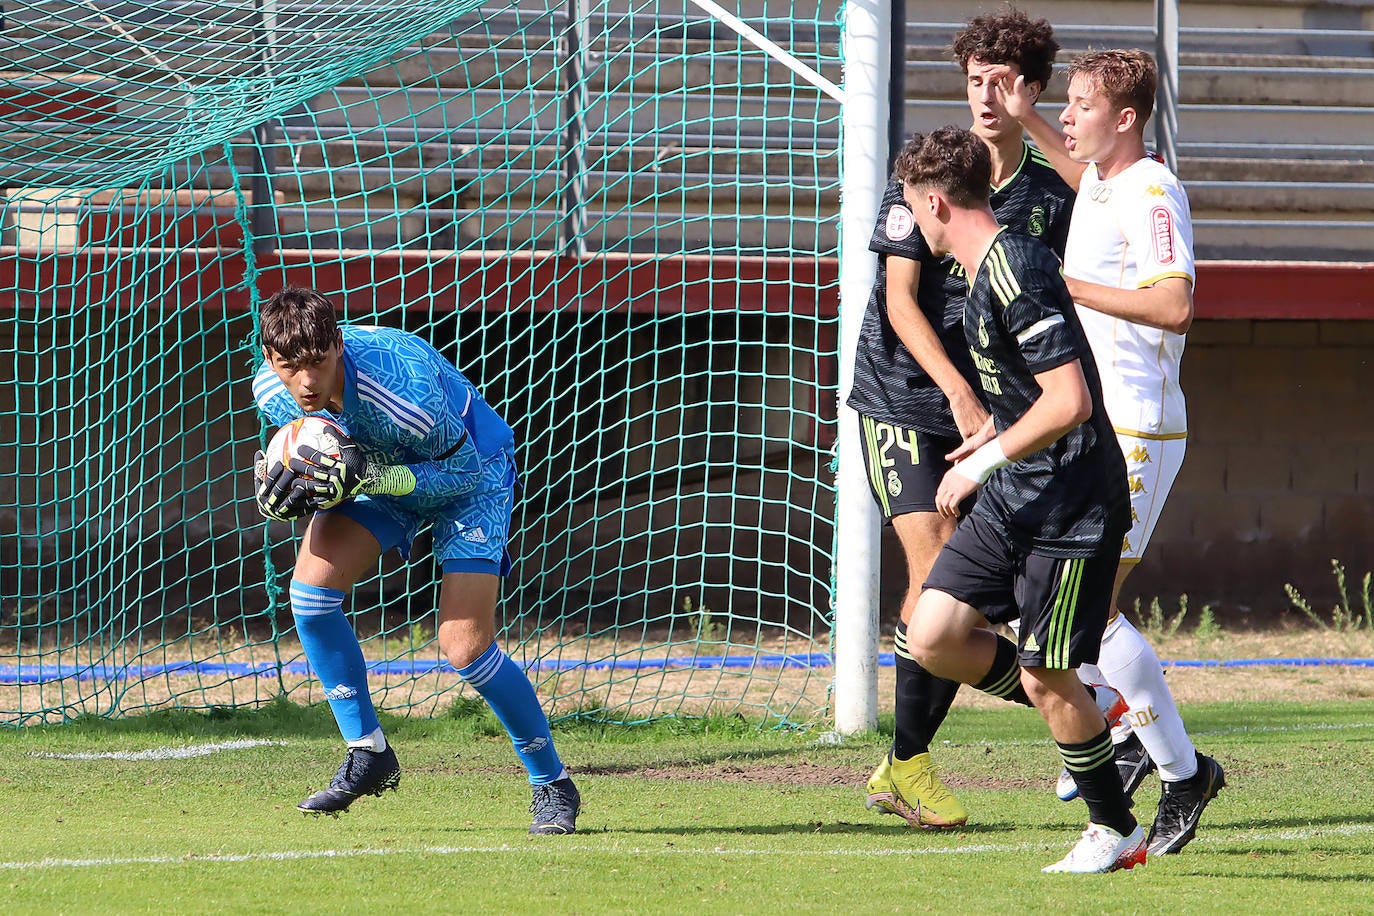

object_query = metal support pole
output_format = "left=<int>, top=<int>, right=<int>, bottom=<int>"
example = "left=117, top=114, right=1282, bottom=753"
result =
left=558, top=0, right=589, bottom=257
left=886, top=0, right=906, bottom=172
left=1154, top=0, right=1180, bottom=173
left=250, top=0, right=278, bottom=256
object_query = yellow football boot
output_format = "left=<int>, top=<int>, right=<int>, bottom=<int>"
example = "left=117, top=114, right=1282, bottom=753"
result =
left=887, top=751, right=968, bottom=829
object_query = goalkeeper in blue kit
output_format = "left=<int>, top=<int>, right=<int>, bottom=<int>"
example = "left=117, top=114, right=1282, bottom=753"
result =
left=251, top=286, right=580, bottom=834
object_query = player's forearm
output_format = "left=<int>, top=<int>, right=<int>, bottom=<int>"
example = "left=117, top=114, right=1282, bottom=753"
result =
left=893, top=317, right=976, bottom=400
left=397, top=445, right=483, bottom=502
left=998, top=362, right=1093, bottom=461
left=1066, top=276, right=1194, bottom=334
left=887, top=293, right=977, bottom=402
left=1016, top=109, right=1086, bottom=192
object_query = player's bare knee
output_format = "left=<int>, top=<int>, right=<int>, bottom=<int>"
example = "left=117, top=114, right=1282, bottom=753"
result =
left=439, top=618, right=497, bottom=669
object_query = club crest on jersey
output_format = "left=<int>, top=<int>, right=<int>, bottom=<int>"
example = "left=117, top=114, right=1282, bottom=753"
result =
left=886, top=469, right=902, bottom=497
left=1150, top=206, right=1175, bottom=264
left=977, top=315, right=990, bottom=348
left=885, top=205, right=915, bottom=241
left=1027, top=206, right=1046, bottom=237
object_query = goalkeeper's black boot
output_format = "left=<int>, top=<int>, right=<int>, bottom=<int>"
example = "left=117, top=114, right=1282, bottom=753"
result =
left=528, top=775, right=581, bottom=835
left=299, top=746, right=401, bottom=815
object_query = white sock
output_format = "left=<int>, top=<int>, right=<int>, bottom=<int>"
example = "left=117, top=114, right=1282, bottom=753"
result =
left=1094, top=615, right=1198, bottom=782
left=347, top=726, right=387, bottom=752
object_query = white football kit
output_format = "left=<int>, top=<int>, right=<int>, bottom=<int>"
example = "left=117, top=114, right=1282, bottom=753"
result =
left=1065, top=155, right=1195, bottom=561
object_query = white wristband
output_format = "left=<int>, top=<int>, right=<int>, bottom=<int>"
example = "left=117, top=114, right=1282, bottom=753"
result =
left=950, top=438, right=1010, bottom=485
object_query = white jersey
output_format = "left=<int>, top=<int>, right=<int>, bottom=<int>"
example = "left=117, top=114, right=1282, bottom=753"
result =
left=1064, top=156, right=1195, bottom=437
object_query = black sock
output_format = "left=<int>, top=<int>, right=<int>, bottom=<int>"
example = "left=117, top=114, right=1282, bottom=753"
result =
left=891, top=622, right=961, bottom=760
left=971, top=634, right=1032, bottom=707
left=1059, top=728, right=1137, bottom=837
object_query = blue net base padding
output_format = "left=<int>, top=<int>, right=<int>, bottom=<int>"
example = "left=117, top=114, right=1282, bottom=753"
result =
left=4, top=654, right=1374, bottom=685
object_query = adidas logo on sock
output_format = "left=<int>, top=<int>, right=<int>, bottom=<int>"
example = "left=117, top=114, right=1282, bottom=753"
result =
left=325, top=684, right=357, bottom=700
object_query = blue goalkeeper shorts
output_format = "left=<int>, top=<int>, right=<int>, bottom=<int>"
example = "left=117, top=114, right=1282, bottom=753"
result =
left=327, top=448, right=516, bottom=577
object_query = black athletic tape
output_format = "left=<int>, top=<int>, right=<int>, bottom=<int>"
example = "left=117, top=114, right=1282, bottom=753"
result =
left=433, top=428, right=469, bottom=461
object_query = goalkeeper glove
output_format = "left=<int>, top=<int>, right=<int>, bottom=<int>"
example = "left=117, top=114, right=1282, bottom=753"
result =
left=253, top=450, right=312, bottom=521
left=288, top=442, right=417, bottom=510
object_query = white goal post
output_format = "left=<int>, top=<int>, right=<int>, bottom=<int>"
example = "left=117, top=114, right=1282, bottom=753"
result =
left=685, top=0, right=889, bottom=733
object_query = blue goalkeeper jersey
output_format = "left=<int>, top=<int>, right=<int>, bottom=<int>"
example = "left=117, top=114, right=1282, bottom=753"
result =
left=252, top=325, right=513, bottom=512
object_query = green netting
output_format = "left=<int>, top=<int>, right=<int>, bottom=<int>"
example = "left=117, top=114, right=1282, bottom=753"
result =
left=1, top=0, right=841, bottom=727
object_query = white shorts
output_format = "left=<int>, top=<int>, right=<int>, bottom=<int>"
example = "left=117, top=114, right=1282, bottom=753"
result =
left=1116, top=430, right=1187, bottom=563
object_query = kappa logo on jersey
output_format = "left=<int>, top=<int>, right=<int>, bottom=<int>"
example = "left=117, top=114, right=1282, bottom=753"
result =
left=1090, top=184, right=1112, bottom=203
left=1126, top=444, right=1151, bottom=463
left=460, top=525, right=489, bottom=543
left=1151, top=206, right=1176, bottom=264
left=1145, top=184, right=1166, bottom=197
left=1128, top=475, right=1146, bottom=494
left=325, top=684, right=357, bottom=701
left=1027, top=205, right=1046, bottom=237
left=886, top=469, right=902, bottom=497
left=885, top=205, right=915, bottom=241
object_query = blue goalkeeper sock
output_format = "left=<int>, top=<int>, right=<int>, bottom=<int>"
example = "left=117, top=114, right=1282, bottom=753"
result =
left=290, top=580, right=379, bottom=743
left=457, top=642, right=564, bottom=784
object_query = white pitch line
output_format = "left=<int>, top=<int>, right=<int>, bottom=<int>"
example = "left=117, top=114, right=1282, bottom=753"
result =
left=31, top=739, right=281, bottom=761
left=4, top=823, right=1373, bottom=872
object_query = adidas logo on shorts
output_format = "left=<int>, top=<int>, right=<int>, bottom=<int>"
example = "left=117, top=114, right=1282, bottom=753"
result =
left=460, top=526, right=488, bottom=543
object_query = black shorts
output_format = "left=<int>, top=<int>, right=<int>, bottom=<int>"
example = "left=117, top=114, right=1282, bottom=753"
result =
left=857, top=414, right=963, bottom=520
left=924, top=513, right=1116, bottom=670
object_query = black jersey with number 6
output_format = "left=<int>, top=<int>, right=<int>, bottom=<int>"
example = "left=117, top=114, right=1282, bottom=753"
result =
left=966, top=230, right=1130, bottom=558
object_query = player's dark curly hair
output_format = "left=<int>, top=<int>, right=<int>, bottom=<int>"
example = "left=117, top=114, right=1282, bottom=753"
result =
left=891, top=127, right=991, bottom=209
left=259, top=287, right=341, bottom=358
left=1070, top=49, right=1156, bottom=129
left=951, top=7, right=1059, bottom=91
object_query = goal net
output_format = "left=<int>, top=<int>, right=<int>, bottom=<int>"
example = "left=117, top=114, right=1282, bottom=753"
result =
left=1, top=0, right=842, bottom=726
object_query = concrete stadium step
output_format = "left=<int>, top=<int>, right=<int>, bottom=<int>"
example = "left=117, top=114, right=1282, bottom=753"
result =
left=270, top=207, right=833, bottom=256
left=276, top=88, right=840, bottom=146
left=1193, top=216, right=1374, bottom=260
left=901, top=56, right=1374, bottom=108
left=901, top=98, right=1374, bottom=150
left=1187, top=180, right=1374, bottom=214
left=1, top=188, right=250, bottom=251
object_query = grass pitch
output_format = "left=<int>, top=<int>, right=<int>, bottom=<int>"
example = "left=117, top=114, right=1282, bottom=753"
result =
left=2, top=693, right=1371, bottom=915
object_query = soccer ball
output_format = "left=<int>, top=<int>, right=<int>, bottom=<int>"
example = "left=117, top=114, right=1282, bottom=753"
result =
left=264, top=416, right=347, bottom=470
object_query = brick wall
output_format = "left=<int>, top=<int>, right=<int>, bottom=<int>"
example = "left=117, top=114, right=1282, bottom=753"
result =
left=1132, top=319, right=1374, bottom=623
left=879, top=318, right=1374, bottom=625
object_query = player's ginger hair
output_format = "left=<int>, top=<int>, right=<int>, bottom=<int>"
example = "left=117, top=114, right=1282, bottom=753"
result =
left=260, top=287, right=341, bottom=360
left=1070, top=49, right=1157, bottom=131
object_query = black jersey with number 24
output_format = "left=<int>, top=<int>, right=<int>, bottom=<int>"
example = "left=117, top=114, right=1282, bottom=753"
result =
left=847, top=143, right=1074, bottom=438
left=965, top=230, right=1131, bottom=558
